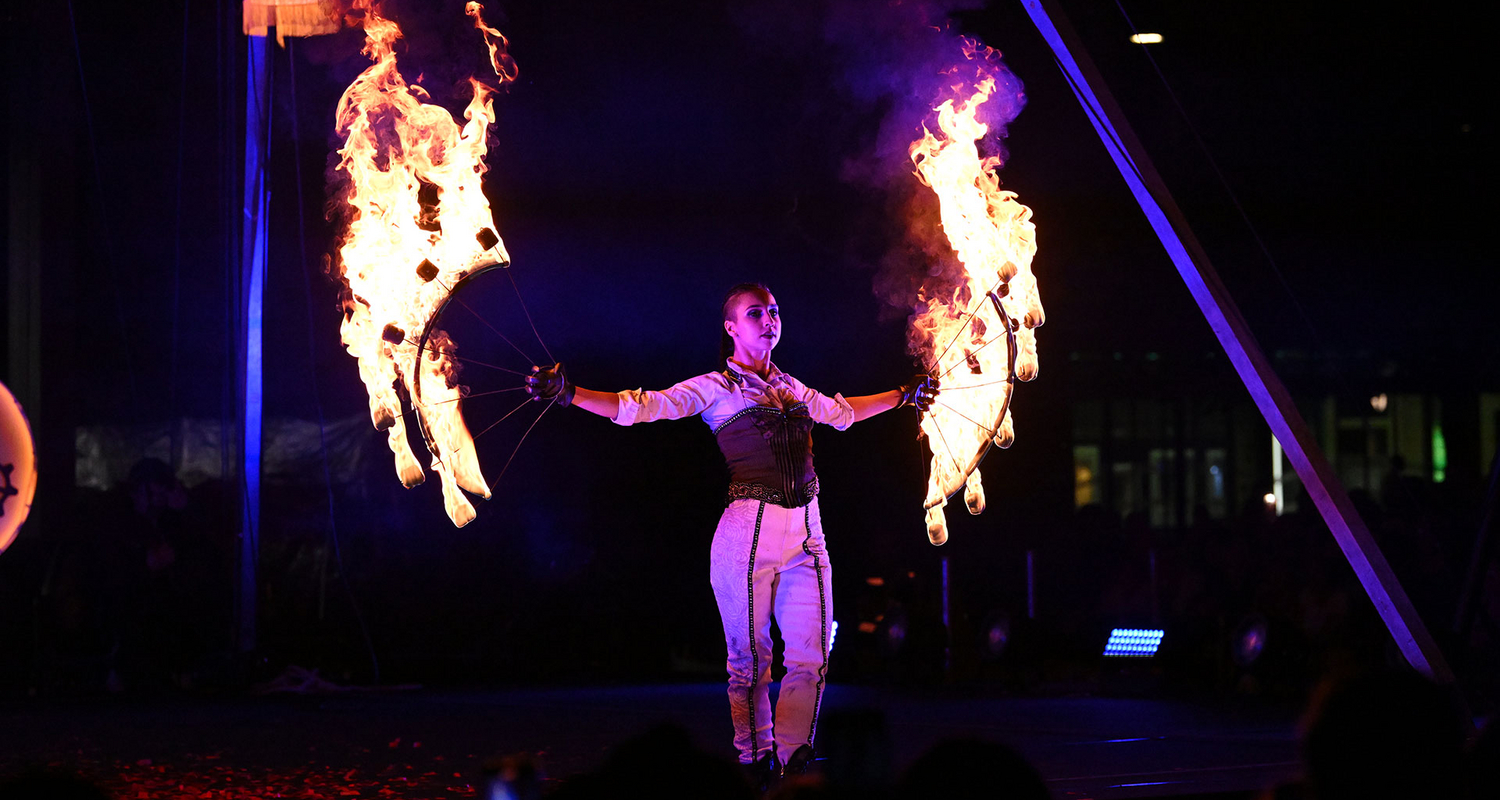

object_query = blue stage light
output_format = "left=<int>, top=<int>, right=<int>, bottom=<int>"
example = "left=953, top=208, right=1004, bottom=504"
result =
left=1103, top=628, right=1164, bottom=657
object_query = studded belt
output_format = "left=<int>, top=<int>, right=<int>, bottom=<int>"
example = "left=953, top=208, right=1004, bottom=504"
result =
left=726, top=477, right=819, bottom=509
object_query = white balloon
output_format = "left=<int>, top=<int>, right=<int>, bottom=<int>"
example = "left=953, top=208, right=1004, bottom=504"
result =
left=0, top=380, right=37, bottom=554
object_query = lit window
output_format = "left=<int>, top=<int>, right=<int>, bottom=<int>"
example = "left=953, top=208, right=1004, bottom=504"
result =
left=1073, top=445, right=1100, bottom=507
left=1433, top=424, right=1447, bottom=483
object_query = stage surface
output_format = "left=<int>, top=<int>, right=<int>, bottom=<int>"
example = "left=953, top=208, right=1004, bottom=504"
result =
left=1, top=683, right=1300, bottom=798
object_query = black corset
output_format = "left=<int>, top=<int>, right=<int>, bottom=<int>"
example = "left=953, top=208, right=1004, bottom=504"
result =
left=713, top=403, right=818, bottom=508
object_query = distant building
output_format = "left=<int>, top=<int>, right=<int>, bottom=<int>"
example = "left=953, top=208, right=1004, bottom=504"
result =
left=1066, top=348, right=1499, bottom=526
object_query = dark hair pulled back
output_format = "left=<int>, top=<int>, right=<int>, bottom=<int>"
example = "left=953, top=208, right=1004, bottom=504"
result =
left=719, top=282, right=772, bottom=363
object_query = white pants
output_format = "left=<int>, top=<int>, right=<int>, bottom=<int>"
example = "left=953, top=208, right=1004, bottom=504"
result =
left=709, top=497, right=833, bottom=765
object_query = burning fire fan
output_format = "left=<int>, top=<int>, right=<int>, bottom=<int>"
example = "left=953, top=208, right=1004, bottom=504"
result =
left=329, top=2, right=552, bottom=527
left=908, top=40, right=1044, bottom=545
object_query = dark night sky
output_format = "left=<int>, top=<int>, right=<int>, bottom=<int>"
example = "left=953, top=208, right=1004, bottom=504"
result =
left=11, top=0, right=1493, bottom=494
left=4, top=0, right=1495, bottom=675
left=28, top=0, right=1494, bottom=418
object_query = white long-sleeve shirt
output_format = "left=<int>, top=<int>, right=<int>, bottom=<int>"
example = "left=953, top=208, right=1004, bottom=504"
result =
left=613, top=360, right=854, bottom=432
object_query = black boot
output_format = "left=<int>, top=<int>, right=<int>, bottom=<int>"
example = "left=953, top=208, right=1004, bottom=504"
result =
left=742, top=751, right=780, bottom=795
left=783, top=745, right=816, bottom=779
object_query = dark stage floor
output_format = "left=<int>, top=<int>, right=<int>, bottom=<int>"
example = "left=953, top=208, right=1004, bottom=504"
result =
left=0, top=683, right=1300, bottom=798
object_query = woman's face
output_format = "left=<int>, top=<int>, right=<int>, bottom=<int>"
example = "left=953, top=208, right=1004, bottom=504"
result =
left=724, top=288, right=781, bottom=358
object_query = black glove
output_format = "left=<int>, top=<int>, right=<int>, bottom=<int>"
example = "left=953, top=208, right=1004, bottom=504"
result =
left=899, top=374, right=939, bottom=413
left=525, top=363, right=574, bottom=407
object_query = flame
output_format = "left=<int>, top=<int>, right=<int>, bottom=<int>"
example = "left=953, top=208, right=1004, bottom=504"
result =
left=331, top=2, right=514, bottom=526
left=908, top=43, right=1043, bottom=545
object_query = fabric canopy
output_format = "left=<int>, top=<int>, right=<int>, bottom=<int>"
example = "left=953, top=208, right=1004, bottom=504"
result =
left=243, top=0, right=340, bottom=44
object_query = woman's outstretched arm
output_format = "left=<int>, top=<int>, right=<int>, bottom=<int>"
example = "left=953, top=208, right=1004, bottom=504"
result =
left=571, top=387, right=620, bottom=419
left=526, top=364, right=720, bottom=424
left=843, top=390, right=903, bottom=423
left=844, top=375, right=940, bottom=423
left=525, top=364, right=619, bottom=418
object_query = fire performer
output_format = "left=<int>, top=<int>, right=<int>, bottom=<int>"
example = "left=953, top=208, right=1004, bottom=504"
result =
left=524, top=283, right=937, bottom=785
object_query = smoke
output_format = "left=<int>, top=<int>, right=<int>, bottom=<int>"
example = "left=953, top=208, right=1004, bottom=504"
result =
left=734, top=0, right=1027, bottom=323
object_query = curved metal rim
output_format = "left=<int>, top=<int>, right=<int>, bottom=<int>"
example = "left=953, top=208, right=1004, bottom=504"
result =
left=923, top=289, right=1020, bottom=510
left=409, top=262, right=510, bottom=464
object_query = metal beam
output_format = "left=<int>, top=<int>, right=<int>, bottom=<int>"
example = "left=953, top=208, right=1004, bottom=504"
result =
left=1020, top=0, right=1454, bottom=683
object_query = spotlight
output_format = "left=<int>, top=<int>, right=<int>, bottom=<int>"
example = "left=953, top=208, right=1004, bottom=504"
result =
left=0, top=379, right=38, bottom=554
left=1104, top=628, right=1163, bottom=657
left=1129, top=33, right=1164, bottom=44
left=829, top=620, right=839, bottom=653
